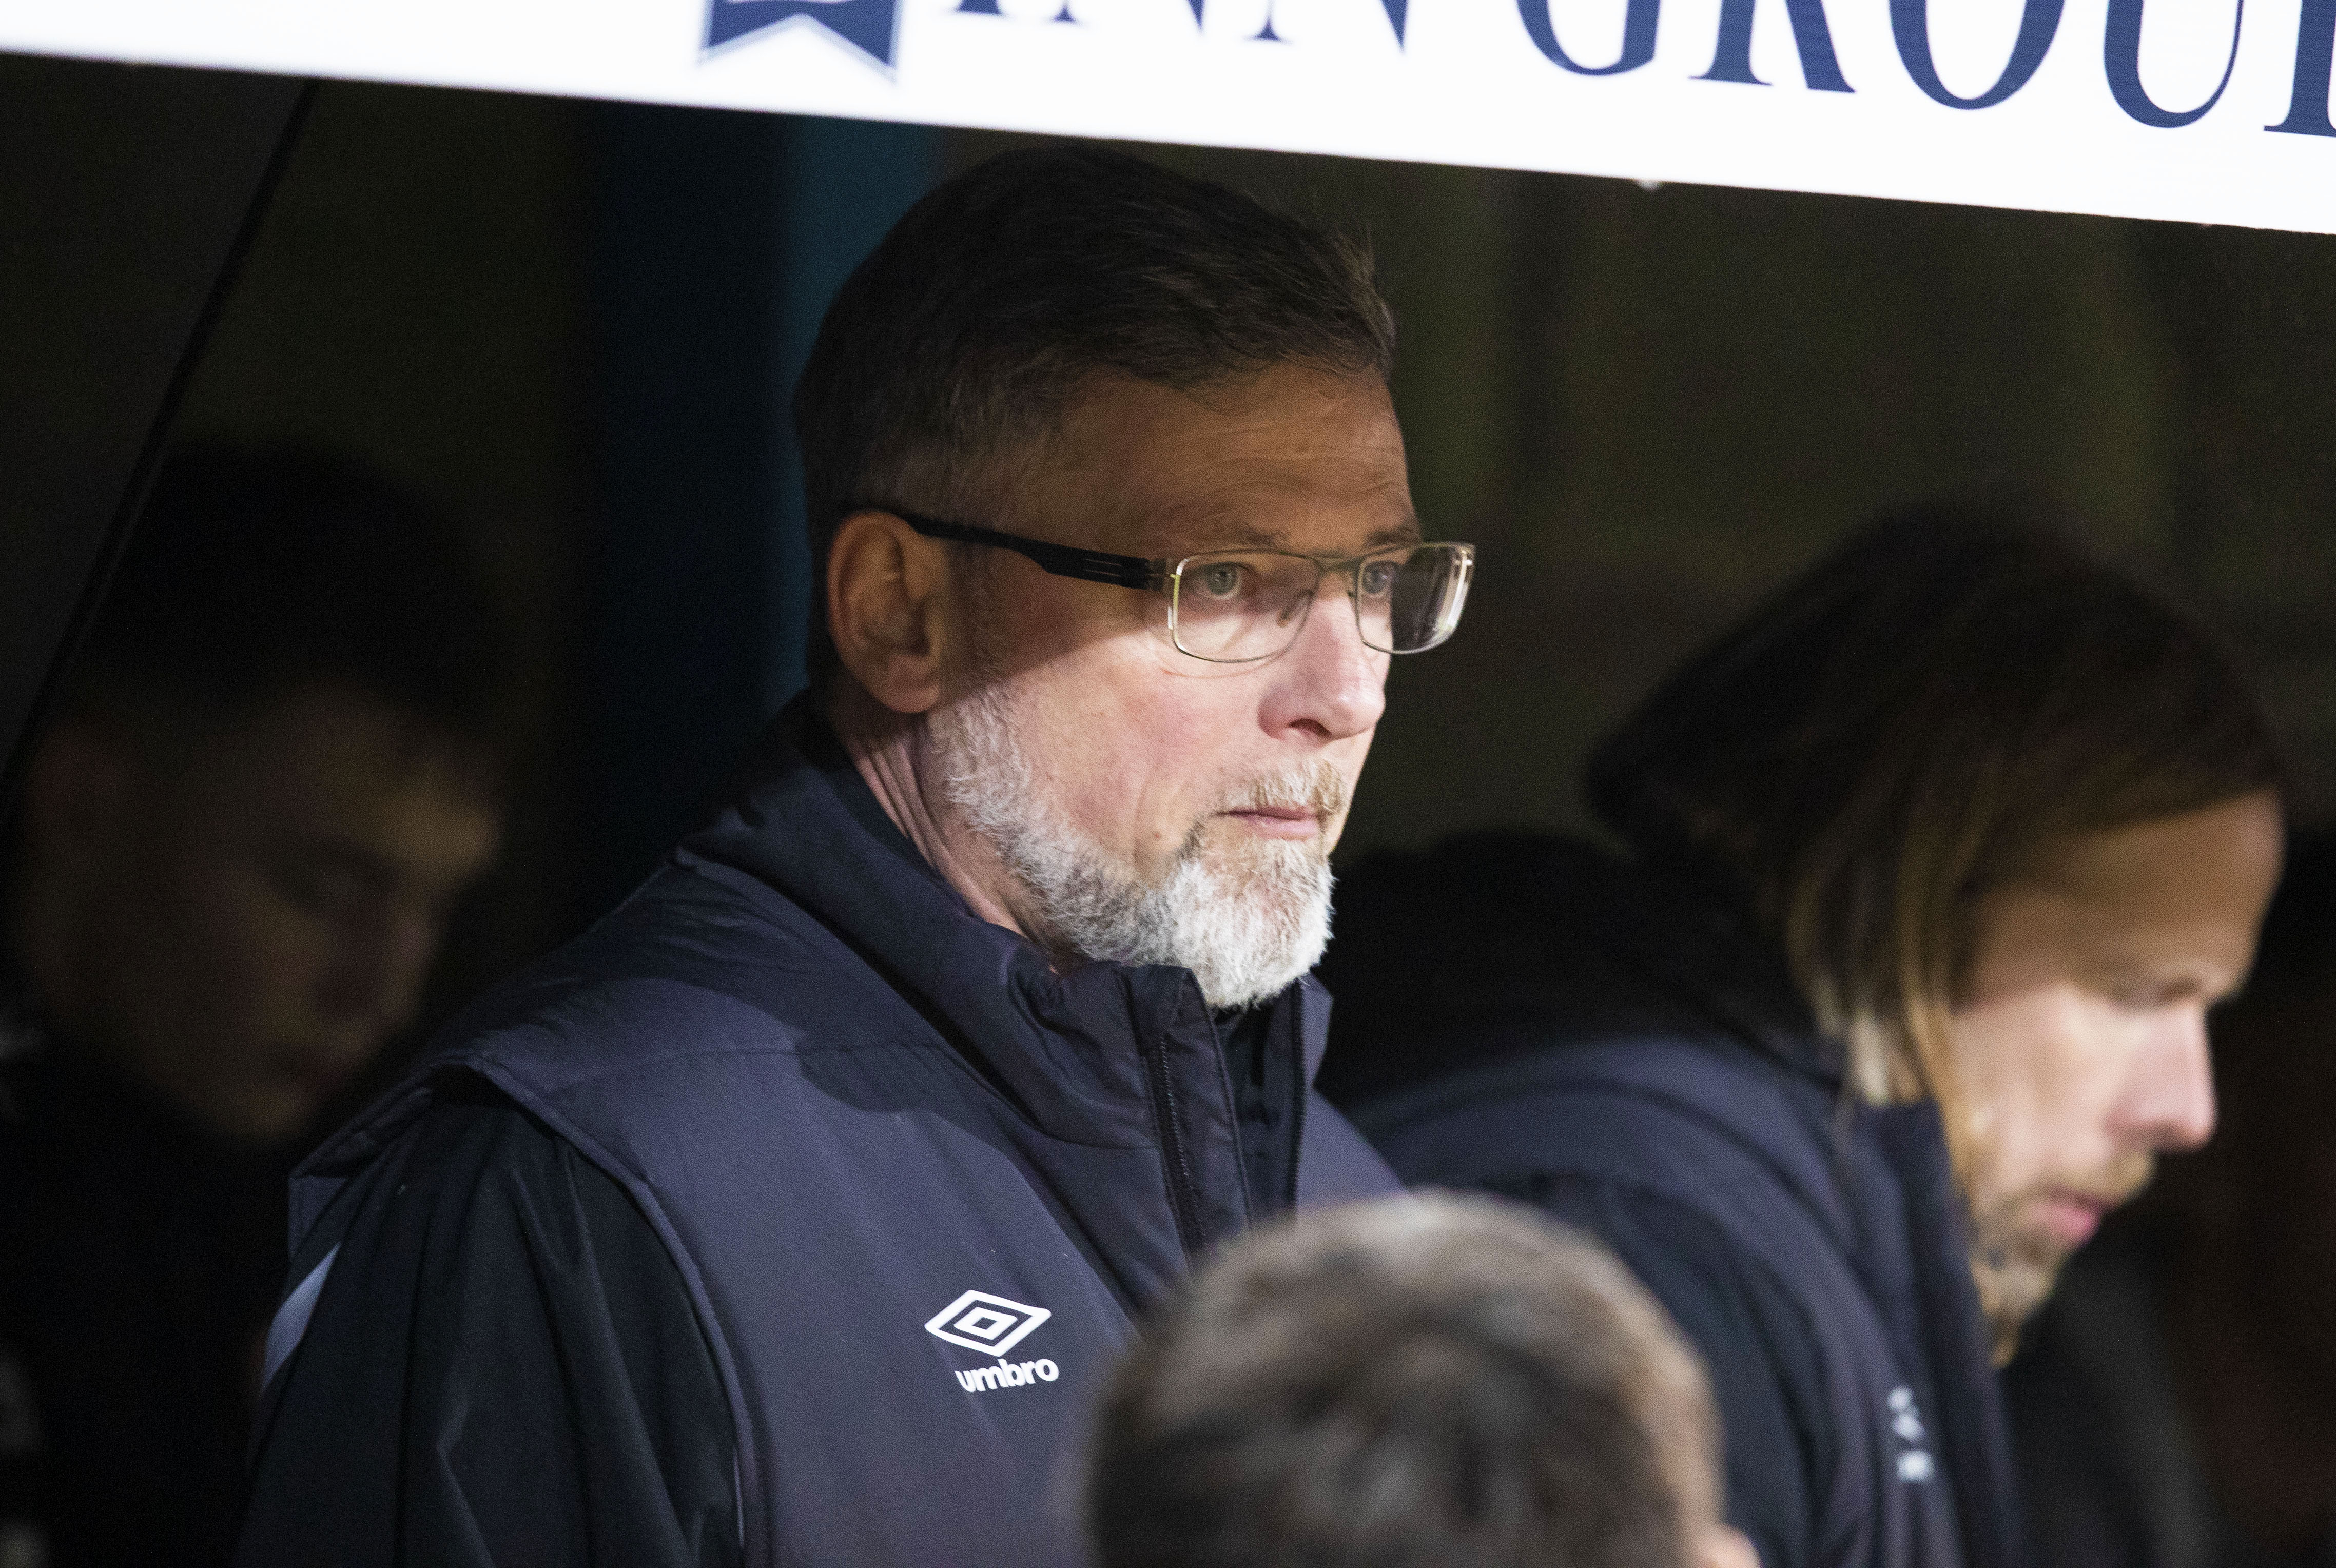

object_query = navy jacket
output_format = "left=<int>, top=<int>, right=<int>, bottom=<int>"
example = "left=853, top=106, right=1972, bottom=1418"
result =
left=1318, top=834, right=2020, bottom=1568
left=236, top=705, right=1396, bottom=1568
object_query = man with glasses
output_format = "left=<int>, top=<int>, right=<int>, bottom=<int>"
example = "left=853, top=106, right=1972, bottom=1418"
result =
left=233, top=146, right=1472, bottom=1568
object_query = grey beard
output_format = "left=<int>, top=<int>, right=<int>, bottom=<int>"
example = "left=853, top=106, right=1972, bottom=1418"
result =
left=929, top=681, right=1337, bottom=1009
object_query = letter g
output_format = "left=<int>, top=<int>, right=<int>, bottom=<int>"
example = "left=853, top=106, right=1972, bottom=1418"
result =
left=1519, top=0, right=1661, bottom=73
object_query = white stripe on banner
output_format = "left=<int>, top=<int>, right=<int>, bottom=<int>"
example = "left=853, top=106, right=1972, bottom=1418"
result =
left=2, top=0, right=2332, bottom=232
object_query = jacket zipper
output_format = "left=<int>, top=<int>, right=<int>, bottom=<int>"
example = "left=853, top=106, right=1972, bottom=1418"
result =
left=1142, top=1033, right=1209, bottom=1263
left=1283, top=1035, right=1308, bottom=1209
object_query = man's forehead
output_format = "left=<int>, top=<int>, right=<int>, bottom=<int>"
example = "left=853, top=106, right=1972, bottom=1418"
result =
left=1128, top=494, right=1420, bottom=557
left=1040, top=366, right=1415, bottom=556
left=176, top=686, right=500, bottom=826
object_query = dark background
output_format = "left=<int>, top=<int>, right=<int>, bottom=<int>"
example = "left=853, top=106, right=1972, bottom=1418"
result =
left=23, top=58, right=2334, bottom=1051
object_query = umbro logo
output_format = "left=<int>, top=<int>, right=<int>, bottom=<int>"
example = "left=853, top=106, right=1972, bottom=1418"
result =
left=926, top=1289, right=1050, bottom=1357
left=926, top=1289, right=1061, bottom=1394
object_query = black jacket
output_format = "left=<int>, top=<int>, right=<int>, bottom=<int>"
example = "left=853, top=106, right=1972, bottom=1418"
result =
left=1319, top=833, right=2020, bottom=1568
left=0, top=1036, right=287, bottom=1568
left=235, top=705, right=1397, bottom=1568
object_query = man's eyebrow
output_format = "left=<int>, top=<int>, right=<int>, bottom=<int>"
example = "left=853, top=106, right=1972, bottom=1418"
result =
left=1182, top=520, right=1290, bottom=551
left=1366, top=518, right=1426, bottom=548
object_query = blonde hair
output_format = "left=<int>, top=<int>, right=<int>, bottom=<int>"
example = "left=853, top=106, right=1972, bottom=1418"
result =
left=1587, top=509, right=2282, bottom=1126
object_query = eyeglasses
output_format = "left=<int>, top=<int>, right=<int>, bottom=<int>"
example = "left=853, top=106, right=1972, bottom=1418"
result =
left=891, top=511, right=1475, bottom=665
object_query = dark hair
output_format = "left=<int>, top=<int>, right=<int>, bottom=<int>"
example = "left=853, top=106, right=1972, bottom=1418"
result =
left=792, top=144, right=1394, bottom=676
left=1087, top=1195, right=1716, bottom=1568
left=1586, top=505, right=2283, bottom=1110
left=69, top=443, right=503, bottom=751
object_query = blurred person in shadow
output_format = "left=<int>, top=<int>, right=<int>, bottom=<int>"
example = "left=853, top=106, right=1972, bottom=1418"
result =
left=2008, top=831, right=2336, bottom=1568
left=1319, top=511, right=2286, bottom=1568
left=1087, top=1191, right=1759, bottom=1568
left=0, top=445, right=505, bottom=1567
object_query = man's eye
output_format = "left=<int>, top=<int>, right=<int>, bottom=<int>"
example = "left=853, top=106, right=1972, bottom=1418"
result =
left=1358, top=560, right=1399, bottom=598
left=2107, top=979, right=2198, bottom=1012
left=1193, top=563, right=1248, bottom=601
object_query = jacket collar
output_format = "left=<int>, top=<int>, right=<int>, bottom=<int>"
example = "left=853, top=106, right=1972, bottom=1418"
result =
left=674, top=698, right=1329, bottom=1154
left=1552, top=838, right=1842, bottom=1087
left=1317, top=831, right=1841, bottom=1110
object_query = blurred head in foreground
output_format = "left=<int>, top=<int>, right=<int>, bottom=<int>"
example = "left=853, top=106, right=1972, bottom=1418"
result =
left=1588, top=508, right=2284, bottom=1351
left=1087, top=1193, right=1757, bottom=1568
left=7, top=444, right=506, bottom=1145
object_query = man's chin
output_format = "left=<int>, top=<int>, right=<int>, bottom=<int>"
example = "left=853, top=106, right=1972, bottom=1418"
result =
left=1169, top=842, right=1334, bottom=1009
left=1968, top=1241, right=2062, bottom=1362
left=1969, top=1201, right=2124, bottom=1360
left=1211, top=829, right=1326, bottom=874
left=190, top=1077, right=324, bottom=1148
left=1966, top=1162, right=2155, bottom=1358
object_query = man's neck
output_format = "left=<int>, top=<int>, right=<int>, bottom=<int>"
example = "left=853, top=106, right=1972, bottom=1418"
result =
left=824, top=680, right=1031, bottom=943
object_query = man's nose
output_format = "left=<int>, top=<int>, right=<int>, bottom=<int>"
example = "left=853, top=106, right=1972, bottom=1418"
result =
left=1261, top=577, right=1388, bottom=742
left=2120, top=1005, right=2218, bottom=1154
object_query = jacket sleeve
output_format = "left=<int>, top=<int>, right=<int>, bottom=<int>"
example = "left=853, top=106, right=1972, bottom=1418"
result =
left=1487, top=1170, right=1837, bottom=1568
left=233, top=1087, right=740, bottom=1568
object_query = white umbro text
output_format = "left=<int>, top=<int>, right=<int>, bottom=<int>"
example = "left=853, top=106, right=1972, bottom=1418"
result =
left=955, top=1358, right=1060, bottom=1393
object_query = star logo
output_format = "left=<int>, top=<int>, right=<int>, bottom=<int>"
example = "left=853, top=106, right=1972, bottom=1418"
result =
left=707, top=0, right=904, bottom=67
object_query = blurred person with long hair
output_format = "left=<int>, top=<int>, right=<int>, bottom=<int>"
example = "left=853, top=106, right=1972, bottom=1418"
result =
left=1320, top=511, right=2285, bottom=1568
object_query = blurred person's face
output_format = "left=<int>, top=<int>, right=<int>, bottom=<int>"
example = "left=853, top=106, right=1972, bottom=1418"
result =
left=1946, top=791, right=2283, bottom=1339
left=832, top=366, right=1414, bottom=1007
left=13, top=684, right=501, bottom=1144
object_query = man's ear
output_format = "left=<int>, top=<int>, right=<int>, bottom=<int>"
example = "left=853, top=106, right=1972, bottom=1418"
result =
left=827, top=510, right=959, bottom=716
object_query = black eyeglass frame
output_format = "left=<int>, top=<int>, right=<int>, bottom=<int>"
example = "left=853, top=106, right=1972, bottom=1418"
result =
left=885, top=508, right=1475, bottom=661
left=893, top=511, right=1174, bottom=591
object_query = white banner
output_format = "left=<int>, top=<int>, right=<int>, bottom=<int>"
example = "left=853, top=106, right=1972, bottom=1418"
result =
left=4, top=0, right=2333, bottom=233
